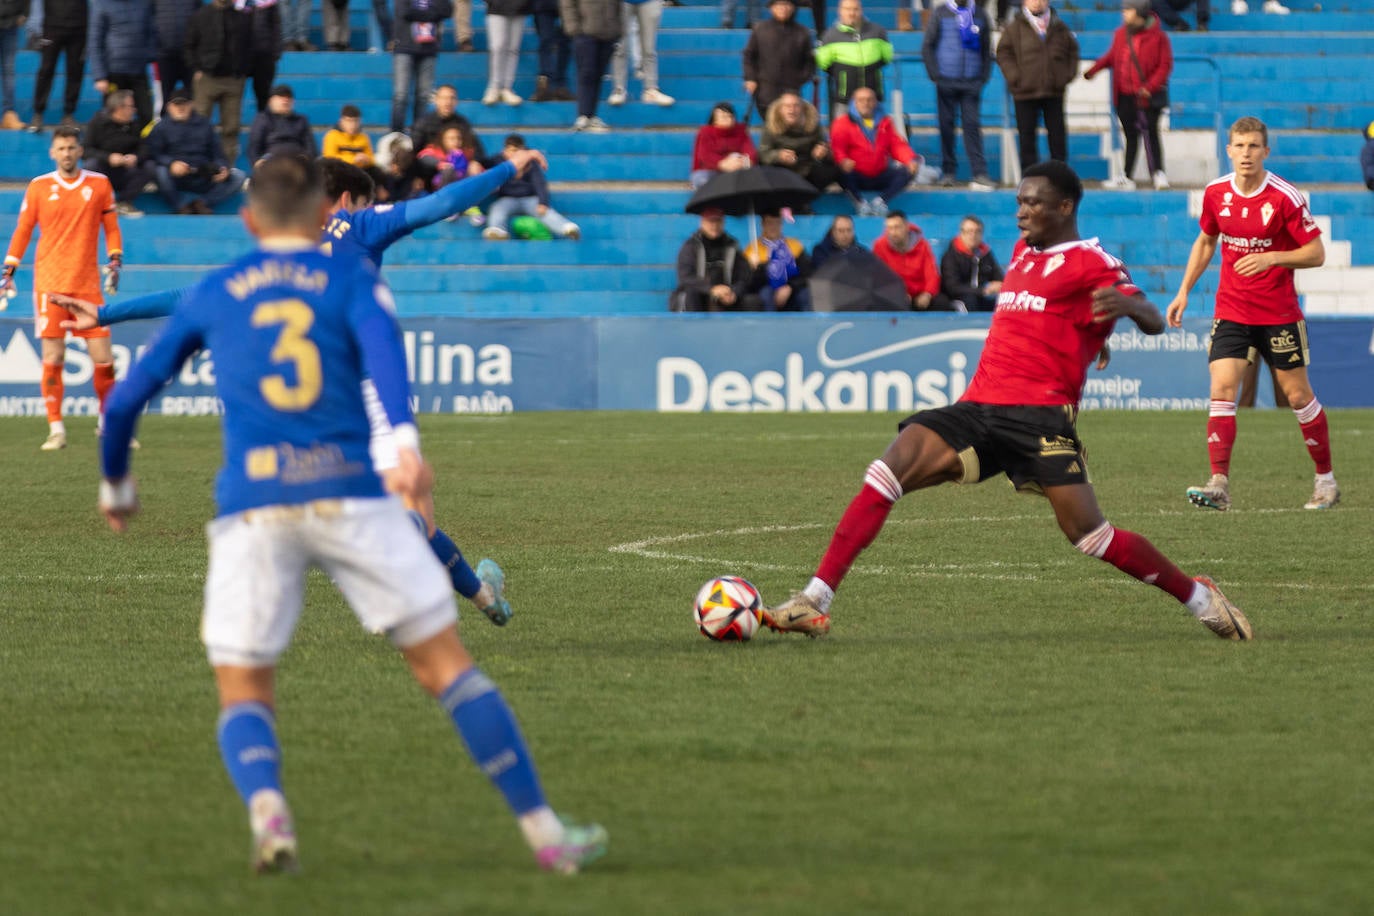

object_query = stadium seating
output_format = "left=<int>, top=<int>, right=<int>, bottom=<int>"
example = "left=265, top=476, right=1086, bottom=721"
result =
left=1, top=0, right=1372, bottom=316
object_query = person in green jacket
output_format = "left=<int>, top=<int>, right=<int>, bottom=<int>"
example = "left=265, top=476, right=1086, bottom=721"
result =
left=815, top=0, right=893, bottom=121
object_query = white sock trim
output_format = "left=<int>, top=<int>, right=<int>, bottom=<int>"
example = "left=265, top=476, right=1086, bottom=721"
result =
left=519, top=806, right=564, bottom=850
left=1184, top=581, right=1211, bottom=617
left=1293, top=398, right=1322, bottom=425
left=1208, top=399, right=1237, bottom=418
left=864, top=459, right=903, bottom=504
left=1074, top=521, right=1114, bottom=559
left=803, top=577, right=835, bottom=613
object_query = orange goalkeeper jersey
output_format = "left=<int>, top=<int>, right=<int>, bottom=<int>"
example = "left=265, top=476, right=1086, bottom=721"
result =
left=5, top=170, right=122, bottom=301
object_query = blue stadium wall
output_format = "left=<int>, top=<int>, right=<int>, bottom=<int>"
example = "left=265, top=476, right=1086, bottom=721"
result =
left=2, top=316, right=1373, bottom=415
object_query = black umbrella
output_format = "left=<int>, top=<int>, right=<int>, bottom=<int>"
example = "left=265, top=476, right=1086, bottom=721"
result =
left=684, top=166, right=821, bottom=217
left=809, top=250, right=912, bottom=312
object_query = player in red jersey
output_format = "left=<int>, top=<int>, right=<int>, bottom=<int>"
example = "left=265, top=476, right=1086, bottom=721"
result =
left=1165, top=116, right=1335, bottom=511
left=764, top=160, right=1252, bottom=641
left=1, top=126, right=124, bottom=451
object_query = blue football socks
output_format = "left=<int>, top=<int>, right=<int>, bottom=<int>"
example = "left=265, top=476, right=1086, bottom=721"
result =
left=440, top=669, right=548, bottom=816
left=217, top=702, right=284, bottom=806
left=427, top=525, right=483, bottom=600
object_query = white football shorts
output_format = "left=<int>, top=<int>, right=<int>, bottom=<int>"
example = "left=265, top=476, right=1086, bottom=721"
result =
left=202, top=497, right=456, bottom=666
left=362, top=377, right=400, bottom=473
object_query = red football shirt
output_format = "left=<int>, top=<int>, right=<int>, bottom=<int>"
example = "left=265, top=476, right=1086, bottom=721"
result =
left=1199, top=171, right=1321, bottom=325
left=963, top=238, right=1141, bottom=407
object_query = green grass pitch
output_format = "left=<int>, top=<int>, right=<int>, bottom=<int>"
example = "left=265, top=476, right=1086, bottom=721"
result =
left=2, top=409, right=1372, bottom=916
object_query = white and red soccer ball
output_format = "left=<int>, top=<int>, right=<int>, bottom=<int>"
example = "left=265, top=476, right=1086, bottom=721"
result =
left=693, top=576, right=762, bottom=641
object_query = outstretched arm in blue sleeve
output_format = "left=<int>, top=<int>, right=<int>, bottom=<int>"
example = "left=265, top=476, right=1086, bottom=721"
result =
left=401, top=160, right=516, bottom=230
left=100, top=286, right=189, bottom=325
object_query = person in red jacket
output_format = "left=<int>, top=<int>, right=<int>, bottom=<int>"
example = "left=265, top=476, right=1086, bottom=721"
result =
left=690, top=101, right=759, bottom=189
left=871, top=210, right=955, bottom=310
left=1083, top=0, right=1173, bottom=190
left=829, top=86, right=920, bottom=216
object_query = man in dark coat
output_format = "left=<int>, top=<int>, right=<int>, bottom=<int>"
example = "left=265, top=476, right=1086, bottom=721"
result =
left=83, top=88, right=156, bottom=214
left=89, top=0, right=157, bottom=130
left=742, top=0, right=815, bottom=115
left=145, top=92, right=247, bottom=212
left=670, top=208, right=760, bottom=312
left=185, top=0, right=252, bottom=162
left=29, top=0, right=88, bottom=132
left=153, top=0, right=198, bottom=112
left=995, top=0, right=1079, bottom=169
left=246, top=82, right=314, bottom=162
left=939, top=214, right=1004, bottom=312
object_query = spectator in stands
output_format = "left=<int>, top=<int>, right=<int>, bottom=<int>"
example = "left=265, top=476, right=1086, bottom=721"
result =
left=670, top=208, right=760, bottom=312
left=939, top=213, right=1003, bottom=312
left=561, top=0, right=621, bottom=132
left=744, top=209, right=813, bottom=311
left=367, top=0, right=393, bottom=53
left=89, top=0, right=157, bottom=130
left=995, top=0, right=1079, bottom=170
left=742, top=0, right=815, bottom=116
left=452, top=0, right=474, bottom=51
left=153, top=0, right=197, bottom=115
left=281, top=0, right=312, bottom=51
left=482, top=0, right=528, bottom=107
left=1230, top=0, right=1287, bottom=17
left=383, top=137, right=433, bottom=199
left=186, top=0, right=251, bottom=163
left=873, top=210, right=954, bottom=310
left=29, top=0, right=86, bottom=133
left=1084, top=0, right=1172, bottom=190
left=324, top=104, right=376, bottom=166
left=1363, top=121, right=1374, bottom=191
left=690, top=101, right=757, bottom=189
left=322, top=0, right=349, bottom=50
left=530, top=0, right=574, bottom=101
left=810, top=214, right=867, bottom=271
left=146, top=92, right=247, bottom=213
left=923, top=0, right=995, bottom=189
left=1151, top=0, right=1208, bottom=31
left=248, top=83, right=315, bottom=162
left=411, top=84, right=486, bottom=162
left=391, top=0, right=452, bottom=133
left=481, top=133, right=582, bottom=240
left=829, top=86, right=917, bottom=216
left=83, top=89, right=154, bottom=216
left=0, top=0, right=26, bottom=129
left=608, top=0, right=674, bottom=107
left=720, top=0, right=758, bottom=30
left=417, top=124, right=483, bottom=187
left=760, top=91, right=840, bottom=196
left=815, top=0, right=892, bottom=122
left=246, top=0, right=282, bottom=113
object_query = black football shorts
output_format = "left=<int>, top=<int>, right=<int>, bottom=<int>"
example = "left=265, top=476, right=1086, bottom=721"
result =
left=1207, top=318, right=1309, bottom=370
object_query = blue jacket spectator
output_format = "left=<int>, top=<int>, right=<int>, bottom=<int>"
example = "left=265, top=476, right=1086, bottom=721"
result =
left=89, top=0, right=157, bottom=128
left=146, top=94, right=246, bottom=213
left=922, top=0, right=994, bottom=187
left=152, top=0, right=199, bottom=109
left=247, top=84, right=316, bottom=162
left=810, top=214, right=868, bottom=272
left=481, top=134, right=582, bottom=240
left=391, top=0, right=454, bottom=132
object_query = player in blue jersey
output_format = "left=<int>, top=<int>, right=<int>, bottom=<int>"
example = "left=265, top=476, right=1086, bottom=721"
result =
left=60, top=152, right=549, bottom=627
left=97, top=155, right=608, bottom=876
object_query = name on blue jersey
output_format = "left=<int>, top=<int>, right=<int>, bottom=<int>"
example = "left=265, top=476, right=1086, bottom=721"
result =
left=225, top=259, right=330, bottom=301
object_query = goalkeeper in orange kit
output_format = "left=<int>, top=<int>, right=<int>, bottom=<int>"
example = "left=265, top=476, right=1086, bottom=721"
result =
left=3, top=125, right=125, bottom=451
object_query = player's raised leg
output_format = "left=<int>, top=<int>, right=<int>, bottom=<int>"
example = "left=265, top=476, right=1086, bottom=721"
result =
left=764, top=423, right=962, bottom=637
left=1048, top=483, right=1252, bottom=640
left=399, top=625, right=608, bottom=873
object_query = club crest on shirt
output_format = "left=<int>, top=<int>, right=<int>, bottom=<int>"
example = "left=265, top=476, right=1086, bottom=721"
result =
left=81, top=186, right=93, bottom=201
left=48, top=184, right=59, bottom=201
left=1260, top=202, right=1274, bottom=226
left=1043, top=253, right=1065, bottom=277
left=1223, top=191, right=1233, bottom=205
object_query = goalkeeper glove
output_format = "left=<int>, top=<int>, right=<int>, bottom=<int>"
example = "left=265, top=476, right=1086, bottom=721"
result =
left=0, top=264, right=15, bottom=306
left=102, top=255, right=122, bottom=296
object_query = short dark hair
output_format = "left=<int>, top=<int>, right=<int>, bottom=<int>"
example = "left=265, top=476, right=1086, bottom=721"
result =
left=340, top=104, right=361, bottom=119
left=1022, top=160, right=1083, bottom=210
left=250, top=155, right=324, bottom=228
left=318, top=156, right=375, bottom=206
left=52, top=125, right=81, bottom=143
left=503, top=133, right=526, bottom=149
left=886, top=209, right=907, bottom=222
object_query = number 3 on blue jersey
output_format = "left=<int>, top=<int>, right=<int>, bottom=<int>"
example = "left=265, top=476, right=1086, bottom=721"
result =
left=252, top=298, right=323, bottom=410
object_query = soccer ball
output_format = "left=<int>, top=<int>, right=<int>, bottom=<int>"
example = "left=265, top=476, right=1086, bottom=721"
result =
left=693, top=576, right=763, bottom=641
